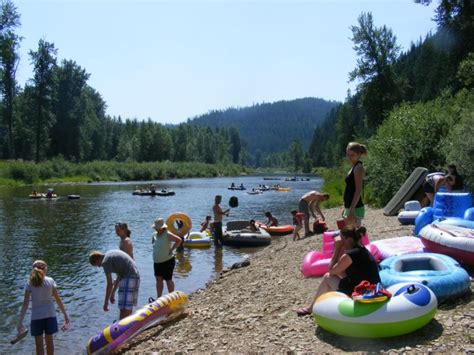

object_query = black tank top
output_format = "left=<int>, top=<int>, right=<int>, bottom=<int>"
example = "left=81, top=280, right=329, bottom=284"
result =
left=344, top=161, right=364, bottom=209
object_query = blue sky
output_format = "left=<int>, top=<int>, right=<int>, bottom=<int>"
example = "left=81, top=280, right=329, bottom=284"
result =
left=16, top=0, right=438, bottom=124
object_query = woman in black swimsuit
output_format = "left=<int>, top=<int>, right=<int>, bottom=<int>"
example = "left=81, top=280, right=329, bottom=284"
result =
left=343, top=142, right=367, bottom=227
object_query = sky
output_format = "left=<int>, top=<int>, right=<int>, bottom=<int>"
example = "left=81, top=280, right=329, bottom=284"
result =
left=15, top=0, right=438, bottom=124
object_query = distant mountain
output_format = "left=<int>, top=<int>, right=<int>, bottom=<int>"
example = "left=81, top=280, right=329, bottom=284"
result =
left=187, top=97, right=340, bottom=155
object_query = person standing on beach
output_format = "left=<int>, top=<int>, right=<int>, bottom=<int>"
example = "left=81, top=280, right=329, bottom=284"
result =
left=299, top=191, right=329, bottom=237
left=17, top=260, right=70, bottom=355
left=212, top=195, right=229, bottom=247
left=151, top=218, right=182, bottom=297
left=115, top=222, right=133, bottom=259
left=291, top=210, right=305, bottom=241
left=89, top=250, right=140, bottom=320
left=343, top=142, right=367, bottom=227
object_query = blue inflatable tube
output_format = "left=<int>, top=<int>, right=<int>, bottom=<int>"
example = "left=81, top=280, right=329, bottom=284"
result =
left=380, top=253, right=470, bottom=301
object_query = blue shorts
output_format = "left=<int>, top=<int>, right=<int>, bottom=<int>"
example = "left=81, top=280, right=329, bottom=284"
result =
left=118, top=276, right=140, bottom=310
left=31, top=317, right=58, bottom=336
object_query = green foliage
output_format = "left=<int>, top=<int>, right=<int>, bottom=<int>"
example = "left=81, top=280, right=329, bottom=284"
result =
left=312, top=166, right=346, bottom=209
left=366, top=90, right=473, bottom=205
left=0, top=158, right=248, bottom=186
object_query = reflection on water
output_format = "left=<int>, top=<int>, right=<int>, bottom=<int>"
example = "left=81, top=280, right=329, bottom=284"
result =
left=0, top=176, right=321, bottom=353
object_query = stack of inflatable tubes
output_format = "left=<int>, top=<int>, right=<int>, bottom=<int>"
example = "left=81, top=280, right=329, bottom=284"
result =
left=166, top=212, right=192, bottom=237
left=300, top=231, right=375, bottom=277
left=380, top=253, right=470, bottom=300
left=419, top=223, right=474, bottom=266
left=368, top=236, right=425, bottom=260
left=183, top=232, right=211, bottom=248
left=312, top=282, right=437, bottom=338
left=86, top=291, right=188, bottom=354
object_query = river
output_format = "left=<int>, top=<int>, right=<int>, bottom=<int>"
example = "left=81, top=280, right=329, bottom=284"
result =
left=0, top=175, right=322, bottom=353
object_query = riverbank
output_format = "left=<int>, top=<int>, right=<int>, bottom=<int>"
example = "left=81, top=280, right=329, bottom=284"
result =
left=0, top=159, right=250, bottom=186
left=122, top=207, right=473, bottom=353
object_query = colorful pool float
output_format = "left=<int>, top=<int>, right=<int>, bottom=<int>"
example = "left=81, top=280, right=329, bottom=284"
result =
left=419, top=223, right=474, bottom=266
left=183, top=232, right=211, bottom=248
left=259, top=224, right=294, bottom=236
left=301, top=231, right=371, bottom=277
left=166, top=212, right=192, bottom=237
left=368, top=236, right=425, bottom=260
left=380, top=253, right=470, bottom=300
left=86, top=291, right=188, bottom=354
left=312, top=282, right=437, bottom=338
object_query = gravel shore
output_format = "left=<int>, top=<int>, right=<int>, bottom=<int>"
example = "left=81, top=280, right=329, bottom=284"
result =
left=122, top=207, right=473, bottom=353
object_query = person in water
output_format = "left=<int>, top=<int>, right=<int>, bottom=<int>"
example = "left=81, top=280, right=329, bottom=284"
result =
left=115, top=222, right=133, bottom=259
left=299, top=191, right=330, bottom=237
left=212, top=195, right=229, bottom=247
left=200, top=215, right=212, bottom=233
left=296, top=226, right=380, bottom=316
left=291, top=210, right=305, bottom=241
left=151, top=218, right=182, bottom=297
left=264, top=211, right=278, bottom=227
left=343, top=142, right=367, bottom=227
left=17, top=260, right=70, bottom=355
left=89, top=250, right=140, bottom=320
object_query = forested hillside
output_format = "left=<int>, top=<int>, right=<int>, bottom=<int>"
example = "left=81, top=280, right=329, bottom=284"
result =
left=308, top=0, right=474, bottom=204
left=188, top=98, right=339, bottom=155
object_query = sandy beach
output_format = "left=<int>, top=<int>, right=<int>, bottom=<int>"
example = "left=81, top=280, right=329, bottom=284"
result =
left=121, top=207, right=473, bottom=353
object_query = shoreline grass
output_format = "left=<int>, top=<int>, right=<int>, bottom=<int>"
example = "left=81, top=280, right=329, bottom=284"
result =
left=0, top=159, right=252, bottom=187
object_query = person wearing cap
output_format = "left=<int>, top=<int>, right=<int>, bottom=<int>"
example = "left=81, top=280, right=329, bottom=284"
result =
left=151, top=218, right=182, bottom=298
left=89, top=250, right=140, bottom=319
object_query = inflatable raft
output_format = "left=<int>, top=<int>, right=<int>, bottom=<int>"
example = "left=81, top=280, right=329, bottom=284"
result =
left=419, top=223, right=474, bottom=266
left=301, top=231, right=371, bottom=277
left=183, top=232, right=211, bottom=248
left=223, top=228, right=271, bottom=247
left=369, top=236, right=425, bottom=260
left=86, top=291, right=188, bottom=354
left=312, top=282, right=437, bottom=338
left=380, top=253, right=470, bottom=300
left=259, top=224, right=294, bottom=236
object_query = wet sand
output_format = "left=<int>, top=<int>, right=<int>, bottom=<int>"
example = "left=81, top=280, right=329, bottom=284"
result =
left=122, top=207, right=473, bottom=353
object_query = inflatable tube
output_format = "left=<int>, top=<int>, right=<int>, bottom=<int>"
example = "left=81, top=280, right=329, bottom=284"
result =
left=380, top=253, right=470, bottom=301
left=183, top=232, right=211, bottom=248
left=398, top=210, right=420, bottom=225
left=369, top=236, right=425, bottom=260
left=301, top=231, right=371, bottom=277
left=86, top=291, right=188, bottom=354
left=67, top=194, right=81, bottom=200
left=276, top=187, right=291, bottom=192
left=436, top=217, right=474, bottom=230
left=465, top=208, right=474, bottom=221
left=312, top=282, right=437, bottom=338
left=414, top=207, right=434, bottom=235
left=29, top=193, right=45, bottom=199
left=419, top=223, right=474, bottom=266
left=432, top=192, right=472, bottom=220
left=156, top=189, right=175, bottom=196
left=166, top=212, right=192, bottom=237
left=259, top=224, right=294, bottom=236
left=223, top=228, right=271, bottom=247
left=383, top=167, right=428, bottom=216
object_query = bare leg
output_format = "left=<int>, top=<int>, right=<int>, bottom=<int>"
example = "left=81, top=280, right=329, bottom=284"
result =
left=298, top=273, right=340, bottom=315
left=34, top=335, right=45, bottom=355
left=119, top=309, right=132, bottom=320
left=304, top=217, right=310, bottom=236
left=44, top=334, right=54, bottom=355
left=166, top=279, right=175, bottom=293
left=155, top=276, right=164, bottom=298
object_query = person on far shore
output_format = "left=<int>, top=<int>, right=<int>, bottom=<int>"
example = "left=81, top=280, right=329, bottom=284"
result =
left=296, top=226, right=380, bottom=316
left=291, top=210, right=305, bottom=241
left=343, top=142, right=367, bottom=227
left=200, top=215, right=212, bottom=233
left=115, top=222, right=133, bottom=259
left=265, top=211, right=278, bottom=227
left=299, top=191, right=329, bottom=237
left=89, top=250, right=140, bottom=320
left=151, top=218, right=182, bottom=298
left=212, top=195, right=229, bottom=247
left=17, top=260, right=70, bottom=355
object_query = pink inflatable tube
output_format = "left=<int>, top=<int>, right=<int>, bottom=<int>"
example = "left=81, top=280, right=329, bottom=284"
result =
left=300, top=231, right=378, bottom=277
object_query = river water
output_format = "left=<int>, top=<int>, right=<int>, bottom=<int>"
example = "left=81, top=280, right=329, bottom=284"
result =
left=0, top=175, right=321, bottom=353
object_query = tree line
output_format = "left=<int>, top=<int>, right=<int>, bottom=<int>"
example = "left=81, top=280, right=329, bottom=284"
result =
left=307, top=0, right=474, bottom=203
left=0, top=0, right=243, bottom=165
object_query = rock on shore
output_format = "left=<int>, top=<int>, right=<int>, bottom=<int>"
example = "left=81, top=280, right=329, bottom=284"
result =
left=121, top=207, right=473, bottom=353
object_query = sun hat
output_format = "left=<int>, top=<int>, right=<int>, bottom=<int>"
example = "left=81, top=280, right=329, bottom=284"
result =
left=152, top=218, right=167, bottom=230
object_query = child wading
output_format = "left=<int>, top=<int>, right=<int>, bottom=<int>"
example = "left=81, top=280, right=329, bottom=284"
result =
left=17, top=260, right=70, bottom=355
